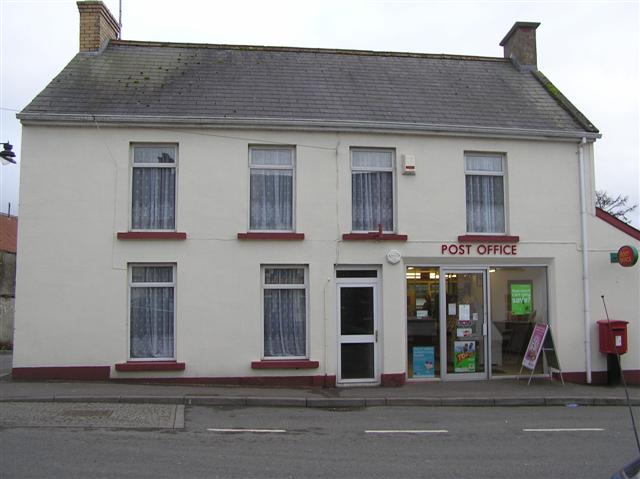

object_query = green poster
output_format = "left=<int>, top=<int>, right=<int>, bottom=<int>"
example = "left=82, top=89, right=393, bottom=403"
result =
left=454, top=341, right=476, bottom=372
left=511, top=283, right=532, bottom=315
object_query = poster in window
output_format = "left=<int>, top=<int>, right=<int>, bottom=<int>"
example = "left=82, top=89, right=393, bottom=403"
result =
left=459, top=304, right=470, bottom=322
left=413, top=346, right=435, bottom=378
left=457, top=328, right=472, bottom=338
left=454, top=341, right=476, bottom=372
left=511, top=283, right=533, bottom=315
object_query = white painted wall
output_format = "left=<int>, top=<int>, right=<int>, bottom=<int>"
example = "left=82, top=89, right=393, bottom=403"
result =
left=13, top=125, right=638, bottom=379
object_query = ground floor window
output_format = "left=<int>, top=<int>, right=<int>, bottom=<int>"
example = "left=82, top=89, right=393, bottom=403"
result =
left=129, top=264, right=176, bottom=360
left=489, top=267, right=548, bottom=376
left=262, top=266, right=308, bottom=358
left=406, top=265, right=548, bottom=379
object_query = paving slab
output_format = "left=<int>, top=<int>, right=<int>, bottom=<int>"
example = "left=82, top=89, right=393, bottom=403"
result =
left=0, top=402, right=184, bottom=429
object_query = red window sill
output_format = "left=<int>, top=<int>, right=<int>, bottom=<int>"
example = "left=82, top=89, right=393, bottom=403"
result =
left=117, top=232, right=187, bottom=240
left=115, top=361, right=186, bottom=372
left=458, top=235, right=519, bottom=243
left=237, top=232, right=305, bottom=240
left=251, top=360, right=319, bottom=370
left=342, top=233, right=408, bottom=241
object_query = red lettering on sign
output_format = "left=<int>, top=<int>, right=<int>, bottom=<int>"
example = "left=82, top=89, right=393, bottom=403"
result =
left=440, top=243, right=518, bottom=256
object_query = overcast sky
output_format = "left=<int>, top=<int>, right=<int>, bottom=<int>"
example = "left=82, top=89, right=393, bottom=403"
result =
left=1, top=0, right=638, bottom=226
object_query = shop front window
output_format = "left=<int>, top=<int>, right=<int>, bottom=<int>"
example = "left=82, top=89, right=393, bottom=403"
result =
left=406, top=267, right=440, bottom=379
left=489, top=267, right=548, bottom=376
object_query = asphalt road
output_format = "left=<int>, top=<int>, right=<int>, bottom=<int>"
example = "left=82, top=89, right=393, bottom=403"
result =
left=1, top=405, right=638, bottom=478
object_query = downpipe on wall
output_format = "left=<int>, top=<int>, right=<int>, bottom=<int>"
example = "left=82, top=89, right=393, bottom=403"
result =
left=578, top=137, right=592, bottom=384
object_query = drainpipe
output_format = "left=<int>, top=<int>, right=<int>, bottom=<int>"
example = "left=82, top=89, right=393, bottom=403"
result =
left=578, top=137, right=592, bottom=384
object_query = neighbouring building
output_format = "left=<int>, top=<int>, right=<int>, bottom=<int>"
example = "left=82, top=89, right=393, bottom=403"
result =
left=0, top=213, right=17, bottom=348
left=12, top=1, right=640, bottom=385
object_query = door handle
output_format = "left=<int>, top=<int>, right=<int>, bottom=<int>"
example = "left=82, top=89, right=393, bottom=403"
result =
left=375, top=330, right=378, bottom=342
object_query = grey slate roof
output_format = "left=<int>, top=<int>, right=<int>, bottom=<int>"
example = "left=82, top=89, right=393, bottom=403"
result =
left=19, top=40, right=598, bottom=137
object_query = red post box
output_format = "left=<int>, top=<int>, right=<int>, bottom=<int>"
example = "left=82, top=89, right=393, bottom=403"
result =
left=597, top=320, right=628, bottom=355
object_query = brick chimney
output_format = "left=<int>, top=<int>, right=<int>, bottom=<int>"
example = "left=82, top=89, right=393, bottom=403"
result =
left=77, top=1, right=120, bottom=52
left=500, top=22, right=540, bottom=71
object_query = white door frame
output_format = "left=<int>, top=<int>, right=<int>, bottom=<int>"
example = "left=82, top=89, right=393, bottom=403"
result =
left=336, top=277, right=380, bottom=385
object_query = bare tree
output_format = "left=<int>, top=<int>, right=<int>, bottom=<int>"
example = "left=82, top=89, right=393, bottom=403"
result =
left=596, top=190, right=638, bottom=223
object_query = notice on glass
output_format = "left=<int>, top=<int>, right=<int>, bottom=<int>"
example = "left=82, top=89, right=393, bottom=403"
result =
left=459, top=304, right=470, bottom=322
left=413, top=346, right=435, bottom=378
left=416, top=310, right=429, bottom=319
left=454, top=341, right=476, bottom=373
left=511, top=283, right=533, bottom=315
left=448, top=303, right=456, bottom=316
left=457, top=328, right=472, bottom=338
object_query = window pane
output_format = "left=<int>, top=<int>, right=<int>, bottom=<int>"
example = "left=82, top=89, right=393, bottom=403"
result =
left=130, top=286, right=174, bottom=358
left=465, top=155, right=503, bottom=173
left=132, top=168, right=176, bottom=229
left=336, top=270, right=378, bottom=278
left=132, top=266, right=173, bottom=283
left=134, top=146, right=175, bottom=164
left=250, top=169, right=293, bottom=230
left=466, top=175, right=505, bottom=233
left=264, top=289, right=306, bottom=357
left=340, top=287, right=374, bottom=335
left=265, top=268, right=305, bottom=285
left=352, top=171, right=393, bottom=231
left=341, top=343, right=374, bottom=379
left=352, top=150, right=393, bottom=169
left=250, top=148, right=293, bottom=167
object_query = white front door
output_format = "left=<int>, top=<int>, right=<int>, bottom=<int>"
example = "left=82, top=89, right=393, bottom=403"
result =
left=337, top=280, right=379, bottom=384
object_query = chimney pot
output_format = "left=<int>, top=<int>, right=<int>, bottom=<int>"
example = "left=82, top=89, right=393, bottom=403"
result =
left=77, top=1, right=120, bottom=52
left=500, top=21, right=540, bottom=71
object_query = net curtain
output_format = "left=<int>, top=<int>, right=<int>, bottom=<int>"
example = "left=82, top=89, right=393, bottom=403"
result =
left=130, top=267, right=174, bottom=359
left=132, top=147, right=176, bottom=230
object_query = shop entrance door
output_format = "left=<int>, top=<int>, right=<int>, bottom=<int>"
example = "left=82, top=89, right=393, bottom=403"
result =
left=337, top=280, right=379, bottom=384
left=442, top=270, right=488, bottom=380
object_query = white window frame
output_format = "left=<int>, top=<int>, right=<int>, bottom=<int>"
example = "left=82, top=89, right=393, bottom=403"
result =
left=130, top=143, right=178, bottom=232
left=248, top=146, right=296, bottom=232
left=464, top=152, right=507, bottom=234
left=127, top=263, right=177, bottom=361
left=260, top=265, right=309, bottom=360
left=350, top=148, right=396, bottom=233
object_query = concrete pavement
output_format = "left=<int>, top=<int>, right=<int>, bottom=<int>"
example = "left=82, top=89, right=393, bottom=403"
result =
left=2, top=352, right=639, bottom=407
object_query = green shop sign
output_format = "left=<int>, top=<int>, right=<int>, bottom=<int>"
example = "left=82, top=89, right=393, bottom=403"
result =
left=511, top=283, right=533, bottom=315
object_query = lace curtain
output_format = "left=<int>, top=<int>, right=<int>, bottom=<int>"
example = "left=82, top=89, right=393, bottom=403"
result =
left=132, top=146, right=176, bottom=230
left=465, top=155, right=505, bottom=233
left=351, top=150, right=393, bottom=231
left=263, top=268, right=306, bottom=357
left=250, top=149, right=293, bottom=230
left=130, top=266, right=174, bottom=359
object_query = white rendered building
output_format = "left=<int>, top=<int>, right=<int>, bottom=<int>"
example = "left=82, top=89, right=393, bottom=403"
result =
left=13, top=2, right=640, bottom=386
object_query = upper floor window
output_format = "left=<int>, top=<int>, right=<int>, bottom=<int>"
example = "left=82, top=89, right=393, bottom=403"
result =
left=465, top=153, right=506, bottom=233
left=351, top=149, right=394, bottom=232
left=250, top=147, right=294, bottom=231
left=131, top=145, right=177, bottom=230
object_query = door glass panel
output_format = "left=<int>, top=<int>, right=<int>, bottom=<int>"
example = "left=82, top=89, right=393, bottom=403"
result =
left=341, top=343, right=374, bottom=379
left=406, top=267, right=440, bottom=378
left=340, top=287, right=374, bottom=335
left=445, top=272, right=485, bottom=375
left=489, top=267, right=548, bottom=376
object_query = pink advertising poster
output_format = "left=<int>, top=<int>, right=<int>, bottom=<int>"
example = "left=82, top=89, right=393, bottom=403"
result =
left=522, top=323, right=548, bottom=370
